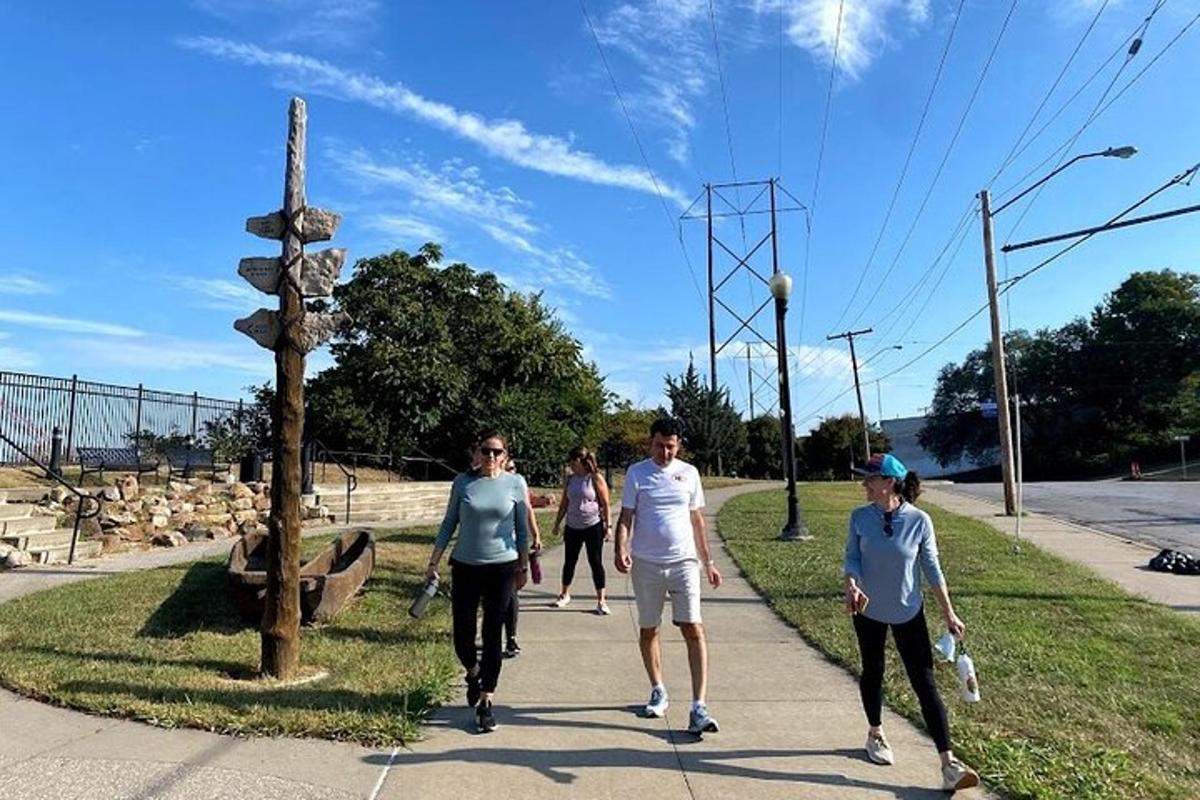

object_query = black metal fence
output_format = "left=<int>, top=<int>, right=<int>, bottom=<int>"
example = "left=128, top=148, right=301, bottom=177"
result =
left=0, top=371, right=242, bottom=465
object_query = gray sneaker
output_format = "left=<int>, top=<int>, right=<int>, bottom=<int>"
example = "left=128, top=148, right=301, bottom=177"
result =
left=643, top=686, right=669, bottom=717
left=865, top=732, right=894, bottom=765
left=687, top=703, right=719, bottom=735
left=941, top=758, right=980, bottom=791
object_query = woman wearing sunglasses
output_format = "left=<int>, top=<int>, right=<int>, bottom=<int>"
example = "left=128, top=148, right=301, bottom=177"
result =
left=427, top=431, right=530, bottom=733
left=843, top=453, right=979, bottom=792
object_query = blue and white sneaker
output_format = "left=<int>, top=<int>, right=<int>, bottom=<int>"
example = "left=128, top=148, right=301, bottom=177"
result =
left=687, top=703, right=719, bottom=735
left=643, top=685, right=669, bottom=717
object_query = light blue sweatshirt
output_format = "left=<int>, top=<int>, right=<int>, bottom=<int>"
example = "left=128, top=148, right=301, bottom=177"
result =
left=844, top=501, right=946, bottom=625
left=435, top=471, right=529, bottom=565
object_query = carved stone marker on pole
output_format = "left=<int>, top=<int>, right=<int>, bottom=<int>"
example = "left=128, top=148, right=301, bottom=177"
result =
left=235, top=97, right=350, bottom=680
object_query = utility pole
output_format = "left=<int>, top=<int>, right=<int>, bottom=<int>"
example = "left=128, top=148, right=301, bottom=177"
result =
left=827, top=327, right=873, bottom=462
left=979, top=189, right=1017, bottom=515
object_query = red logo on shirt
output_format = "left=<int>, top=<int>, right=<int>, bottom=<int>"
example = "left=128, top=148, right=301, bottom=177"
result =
left=673, top=474, right=687, bottom=482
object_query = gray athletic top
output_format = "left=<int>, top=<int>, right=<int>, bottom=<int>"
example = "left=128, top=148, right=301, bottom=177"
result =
left=435, top=471, right=529, bottom=565
left=843, top=501, right=945, bottom=625
left=565, top=473, right=601, bottom=529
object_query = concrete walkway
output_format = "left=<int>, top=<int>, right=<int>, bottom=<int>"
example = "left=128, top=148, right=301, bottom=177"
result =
left=0, top=485, right=990, bottom=799
left=924, top=486, right=1200, bottom=616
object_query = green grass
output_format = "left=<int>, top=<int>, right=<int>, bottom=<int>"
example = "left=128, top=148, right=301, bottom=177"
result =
left=719, top=485, right=1200, bottom=800
left=0, top=512, right=557, bottom=746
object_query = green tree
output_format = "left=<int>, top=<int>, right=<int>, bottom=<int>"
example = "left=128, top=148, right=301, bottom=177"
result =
left=201, top=383, right=274, bottom=463
left=663, top=357, right=748, bottom=475
left=800, top=414, right=889, bottom=480
left=597, top=400, right=659, bottom=472
left=742, top=415, right=784, bottom=479
left=305, top=245, right=606, bottom=486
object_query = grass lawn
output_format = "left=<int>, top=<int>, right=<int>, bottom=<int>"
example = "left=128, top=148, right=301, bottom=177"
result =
left=719, top=484, right=1200, bottom=800
left=0, top=512, right=557, bottom=746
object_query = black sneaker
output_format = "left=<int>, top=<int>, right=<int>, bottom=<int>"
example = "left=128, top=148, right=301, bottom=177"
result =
left=466, top=673, right=481, bottom=708
left=504, top=638, right=521, bottom=658
left=476, top=700, right=497, bottom=733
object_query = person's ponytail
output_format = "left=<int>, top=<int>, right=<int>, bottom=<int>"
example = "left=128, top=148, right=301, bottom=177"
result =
left=899, top=471, right=922, bottom=504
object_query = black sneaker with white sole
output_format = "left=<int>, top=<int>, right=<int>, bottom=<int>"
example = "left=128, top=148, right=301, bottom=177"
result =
left=476, top=700, right=497, bottom=733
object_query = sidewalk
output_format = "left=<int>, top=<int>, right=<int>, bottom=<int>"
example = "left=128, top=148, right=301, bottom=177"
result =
left=0, top=484, right=991, bottom=799
left=923, top=486, right=1200, bottom=616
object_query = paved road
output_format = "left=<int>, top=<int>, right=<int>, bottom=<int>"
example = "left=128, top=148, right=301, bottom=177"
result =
left=946, top=481, right=1200, bottom=553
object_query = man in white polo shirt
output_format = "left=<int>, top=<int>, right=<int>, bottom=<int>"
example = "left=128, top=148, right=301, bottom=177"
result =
left=614, top=417, right=722, bottom=735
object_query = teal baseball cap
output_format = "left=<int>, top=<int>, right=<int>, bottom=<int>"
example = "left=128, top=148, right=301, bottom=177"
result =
left=852, top=453, right=908, bottom=479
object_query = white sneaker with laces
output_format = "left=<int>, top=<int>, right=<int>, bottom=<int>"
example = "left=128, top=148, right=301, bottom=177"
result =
left=643, top=685, right=668, bottom=717
left=551, top=594, right=571, bottom=608
left=596, top=601, right=611, bottom=615
left=865, top=732, right=894, bottom=765
left=941, top=758, right=980, bottom=791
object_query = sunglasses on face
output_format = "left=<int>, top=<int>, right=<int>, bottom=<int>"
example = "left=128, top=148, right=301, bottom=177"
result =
left=479, top=447, right=505, bottom=457
left=883, top=510, right=894, bottom=538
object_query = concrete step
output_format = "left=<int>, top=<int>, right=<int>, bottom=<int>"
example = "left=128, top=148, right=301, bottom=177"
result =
left=27, top=539, right=104, bottom=564
left=0, top=504, right=34, bottom=520
left=2, top=515, right=58, bottom=536
left=342, top=498, right=449, bottom=512
left=344, top=510, right=442, bottom=524
left=314, top=482, right=452, bottom=497
left=1, top=527, right=77, bottom=550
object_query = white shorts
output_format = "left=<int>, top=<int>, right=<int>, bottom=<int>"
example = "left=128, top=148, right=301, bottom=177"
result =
left=631, top=558, right=702, bottom=628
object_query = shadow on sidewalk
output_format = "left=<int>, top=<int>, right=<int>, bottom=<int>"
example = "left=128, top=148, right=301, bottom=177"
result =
left=363, top=745, right=944, bottom=797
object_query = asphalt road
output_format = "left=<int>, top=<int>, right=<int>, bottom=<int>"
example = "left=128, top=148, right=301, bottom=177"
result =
left=945, top=481, right=1200, bottom=553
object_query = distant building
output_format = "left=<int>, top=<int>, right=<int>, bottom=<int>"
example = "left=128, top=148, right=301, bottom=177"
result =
left=880, top=416, right=996, bottom=479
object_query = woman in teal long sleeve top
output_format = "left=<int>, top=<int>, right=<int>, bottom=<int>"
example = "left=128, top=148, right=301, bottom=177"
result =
left=426, top=431, right=529, bottom=733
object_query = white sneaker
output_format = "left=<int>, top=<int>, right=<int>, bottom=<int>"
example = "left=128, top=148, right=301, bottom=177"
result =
left=643, top=685, right=668, bottom=717
left=941, top=758, right=980, bottom=791
left=596, top=601, right=611, bottom=615
left=865, top=732, right=894, bottom=765
left=551, top=594, right=571, bottom=608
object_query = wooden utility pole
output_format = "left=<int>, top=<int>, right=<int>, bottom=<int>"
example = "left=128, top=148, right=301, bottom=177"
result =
left=235, top=98, right=349, bottom=679
left=979, top=189, right=1017, bottom=515
left=827, top=327, right=873, bottom=462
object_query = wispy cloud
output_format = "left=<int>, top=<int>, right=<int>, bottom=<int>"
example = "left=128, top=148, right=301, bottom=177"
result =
left=66, top=335, right=273, bottom=376
left=753, top=0, right=930, bottom=79
left=0, top=333, right=39, bottom=369
left=0, top=310, right=143, bottom=338
left=0, top=275, right=53, bottom=295
left=192, top=0, right=381, bottom=49
left=591, top=0, right=710, bottom=164
left=174, top=277, right=264, bottom=312
left=362, top=214, right=444, bottom=244
left=180, top=37, right=690, bottom=205
left=334, top=148, right=611, bottom=299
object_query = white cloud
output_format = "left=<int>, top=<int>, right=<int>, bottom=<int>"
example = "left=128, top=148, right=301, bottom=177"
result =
left=753, top=0, right=930, bottom=79
left=362, top=214, right=444, bottom=244
left=592, top=0, right=711, bottom=165
left=0, top=310, right=143, bottom=338
left=180, top=37, right=690, bottom=205
left=192, top=0, right=381, bottom=48
left=66, top=336, right=273, bottom=376
left=174, top=277, right=264, bottom=311
left=0, top=333, right=39, bottom=369
left=0, top=275, right=53, bottom=295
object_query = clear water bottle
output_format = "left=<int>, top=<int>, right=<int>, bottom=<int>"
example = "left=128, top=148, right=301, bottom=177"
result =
left=529, top=546, right=542, bottom=584
left=408, top=576, right=438, bottom=619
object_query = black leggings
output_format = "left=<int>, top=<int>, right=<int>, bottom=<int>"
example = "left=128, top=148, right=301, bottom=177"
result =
left=562, top=523, right=606, bottom=590
left=852, top=607, right=951, bottom=753
left=451, top=559, right=517, bottom=692
left=503, top=591, right=518, bottom=642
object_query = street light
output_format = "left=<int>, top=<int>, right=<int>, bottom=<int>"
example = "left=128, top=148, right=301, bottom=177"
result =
left=980, top=145, right=1136, bottom=515
left=770, top=271, right=809, bottom=541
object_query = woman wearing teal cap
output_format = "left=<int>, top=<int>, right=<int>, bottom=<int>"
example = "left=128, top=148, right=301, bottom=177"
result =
left=843, top=452, right=979, bottom=792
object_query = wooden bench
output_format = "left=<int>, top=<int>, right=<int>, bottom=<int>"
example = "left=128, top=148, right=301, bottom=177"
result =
left=76, top=447, right=161, bottom=486
left=165, top=446, right=232, bottom=482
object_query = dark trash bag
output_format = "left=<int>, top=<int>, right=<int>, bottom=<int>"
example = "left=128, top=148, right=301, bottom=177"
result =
left=1148, top=548, right=1200, bottom=576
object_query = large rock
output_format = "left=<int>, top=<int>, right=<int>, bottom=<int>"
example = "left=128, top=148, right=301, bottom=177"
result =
left=100, top=486, right=121, bottom=503
left=101, top=534, right=125, bottom=554
left=115, top=526, right=144, bottom=542
left=253, top=494, right=271, bottom=512
left=180, top=522, right=218, bottom=542
left=230, top=483, right=255, bottom=501
left=233, top=509, right=258, bottom=524
left=47, top=486, right=69, bottom=504
left=117, top=475, right=139, bottom=501
left=230, top=497, right=254, bottom=511
left=151, top=531, right=187, bottom=548
left=3, top=549, right=32, bottom=569
left=151, top=514, right=169, bottom=529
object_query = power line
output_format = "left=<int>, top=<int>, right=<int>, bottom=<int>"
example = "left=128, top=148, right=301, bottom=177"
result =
left=846, top=0, right=1020, bottom=330
left=801, top=0, right=846, bottom=345
left=826, top=0, right=967, bottom=335
left=579, top=0, right=706, bottom=306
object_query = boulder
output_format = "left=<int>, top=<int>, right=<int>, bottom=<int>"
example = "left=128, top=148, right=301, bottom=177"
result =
left=230, top=483, right=255, bottom=501
left=253, top=494, right=271, bottom=512
left=3, top=549, right=32, bottom=569
left=100, top=534, right=125, bottom=554
left=230, top=497, right=254, bottom=511
left=117, top=475, right=139, bottom=501
left=115, top=526, right=144, bottom=542
left=48, top=486, right=69, bottom=504
left=233, top=509, right=258, bottom=524
left=180, top=522, right=218, bottom=542
left=151, top=531, right=188, bottom=548
left=151, top=514, right=169, bottom=529
left=99, top=486, right=121, bottom=503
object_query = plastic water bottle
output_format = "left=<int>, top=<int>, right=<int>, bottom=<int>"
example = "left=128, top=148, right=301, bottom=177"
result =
left=408, top=576, right=438, bottom=619
left=934, top=631, right=957, bottom=662
left=529, top=546, right=542, bottom=585
left=957, top=648, right=980, bottom=702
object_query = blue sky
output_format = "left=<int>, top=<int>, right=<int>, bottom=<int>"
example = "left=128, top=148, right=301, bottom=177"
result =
left=1, top=0, right=1198, bottom=434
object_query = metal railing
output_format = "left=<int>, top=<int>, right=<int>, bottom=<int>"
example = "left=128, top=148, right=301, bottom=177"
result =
left=308, top=439, right=358, bottom=524
left=0, top=429, right=104, bottom=565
